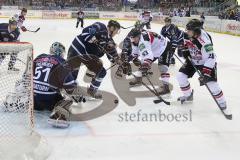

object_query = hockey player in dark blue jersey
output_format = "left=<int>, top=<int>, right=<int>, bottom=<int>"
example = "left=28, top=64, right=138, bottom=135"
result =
left=161, top=17, right=184, bottom=64
left=67, top=20, right=123, bottom=99
left=0, top=17, right=20, bottom=71
left=34, top=42, right=84, bottom=128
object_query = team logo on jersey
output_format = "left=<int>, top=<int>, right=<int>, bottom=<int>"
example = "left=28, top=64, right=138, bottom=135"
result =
left=204, top=44, right=213, bottom=52
left=142, top=51, right=149, bottom=56
left=139, top=43, right=145, bottom=51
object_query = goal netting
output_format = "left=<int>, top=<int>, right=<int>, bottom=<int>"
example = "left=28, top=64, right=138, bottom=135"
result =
left=0, top=42, right=51, bottom=160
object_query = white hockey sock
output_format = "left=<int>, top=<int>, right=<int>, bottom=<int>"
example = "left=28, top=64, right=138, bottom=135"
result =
left=207, top=81, right=226, bottom=104
left=177, top=72, right=192, bottom=97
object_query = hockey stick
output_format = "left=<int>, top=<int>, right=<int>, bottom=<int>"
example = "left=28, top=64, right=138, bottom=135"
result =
left=131, top=74, right=170, bottom=105
left=154, top=54, right=187, bottom=104
left=173, top=53, right=184, bottom=64
left=86, top=63, right=117, bottom=78
left=120, top=25, right=134, bottom=29
left=27, top=27, right=40, bottom=33
left=186, top=57, right=232, bottom=120
left=145, top=75, right=170, bottom=105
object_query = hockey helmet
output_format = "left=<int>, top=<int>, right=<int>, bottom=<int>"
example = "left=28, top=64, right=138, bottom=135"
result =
left=21, top=8, right=27, bottom=13
left=164, top=17, right=172, bottom=23
left=9, top=16, right=18, bottom=25
left=186, top=19, right=202, bottom=35
left=108, top=20, right=121, bottom=29
left=134, top=20, right=144, bottom=30
left=130, top=28, right=141, bottom=38
left=50, top=42, right=66, bottom=57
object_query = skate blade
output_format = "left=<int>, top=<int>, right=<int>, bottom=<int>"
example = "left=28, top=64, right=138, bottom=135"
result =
left=47, top=118, right=70, bottom=128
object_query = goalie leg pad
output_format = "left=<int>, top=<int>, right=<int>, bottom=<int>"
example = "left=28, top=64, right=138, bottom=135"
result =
left=47, top=99, right=73, bottom=128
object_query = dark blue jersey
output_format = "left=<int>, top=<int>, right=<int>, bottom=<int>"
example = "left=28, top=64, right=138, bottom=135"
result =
left=33, top=54, right=76, bottom=100
left=161, top=24, right=183, bottom=48
left=70, top=22, right=117, bottom=60
left=0, top=23, right=20, bottom=42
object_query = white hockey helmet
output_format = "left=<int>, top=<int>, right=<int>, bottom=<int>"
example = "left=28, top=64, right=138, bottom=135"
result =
left=50, top=42, right=66, bottom=57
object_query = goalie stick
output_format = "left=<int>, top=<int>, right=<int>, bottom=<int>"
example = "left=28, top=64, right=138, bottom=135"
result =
left=27, top=27, right=40, bottom=33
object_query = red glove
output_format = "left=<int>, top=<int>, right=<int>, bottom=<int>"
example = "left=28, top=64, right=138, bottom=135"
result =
left=21, top=26, right=27, bottom=32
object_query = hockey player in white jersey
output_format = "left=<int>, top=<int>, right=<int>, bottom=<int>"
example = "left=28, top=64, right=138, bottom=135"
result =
left=177, top=19, right=228, bottom=110
left=129, top=29, right=172, bottom=95
left=138, top=10, right=153, bottom=29
left=13, top=8, right=27, bottom=32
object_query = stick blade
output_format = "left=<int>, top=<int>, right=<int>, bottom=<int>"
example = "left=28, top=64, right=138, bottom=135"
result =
left=35, top=27, right=40, bottom=32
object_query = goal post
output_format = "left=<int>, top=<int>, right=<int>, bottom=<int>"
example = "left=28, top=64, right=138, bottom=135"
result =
left=0, top=42, right=51, bottom=160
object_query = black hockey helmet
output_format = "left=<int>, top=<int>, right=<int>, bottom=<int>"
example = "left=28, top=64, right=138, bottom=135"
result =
left=130, top=28, right=141, bottom=38
left=186, top=19, right=202, bottom=35
left=164, top=17, right=171, bottom=23
left=21, top=8, right=27, bottom=13
left=108, top=20, right=121, bottom=29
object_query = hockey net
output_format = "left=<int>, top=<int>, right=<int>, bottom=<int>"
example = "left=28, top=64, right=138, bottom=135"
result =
left=0, top=42, right=50, bottom=160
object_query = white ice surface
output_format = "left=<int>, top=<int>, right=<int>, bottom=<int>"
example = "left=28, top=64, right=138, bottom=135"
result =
left=1, top=18, right=240, bottom=160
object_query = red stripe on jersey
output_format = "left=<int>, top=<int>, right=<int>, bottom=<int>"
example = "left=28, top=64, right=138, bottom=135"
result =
left=149, top=33, right=154, bottom=43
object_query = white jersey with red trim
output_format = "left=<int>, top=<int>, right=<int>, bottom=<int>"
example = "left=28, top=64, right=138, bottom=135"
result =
left=132, top=31, right=169, bottom=63
left=138, top=12, right=153, bottom=24
left=14, top=13, right=25, bottom=28
left=184, top=29, right=215, bottom=68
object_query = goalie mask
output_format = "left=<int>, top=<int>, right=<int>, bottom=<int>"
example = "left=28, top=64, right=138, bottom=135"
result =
left=50, top=42, right=66, bottom=57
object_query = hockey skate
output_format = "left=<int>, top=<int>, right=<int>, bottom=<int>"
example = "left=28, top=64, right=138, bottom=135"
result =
left=87, top=87, right=102, bottom=99
left=129, top=76, right=142, bottom=87
left=177, top=90, right=194, bottom=104
left=158, top=84, right=171, bottom=95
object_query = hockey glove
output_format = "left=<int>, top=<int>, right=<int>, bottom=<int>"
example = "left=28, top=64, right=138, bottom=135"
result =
left=140, top=60, right=152, bottom=76
left=133, top=57, right=141, bottom=67
left=198, top=67, right=212, bottom=86
left=21, top=26, right=27, bottom=32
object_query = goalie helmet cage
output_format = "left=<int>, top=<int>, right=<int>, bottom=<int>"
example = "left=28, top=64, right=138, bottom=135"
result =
left=0, top=42, right=51, bottom=160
